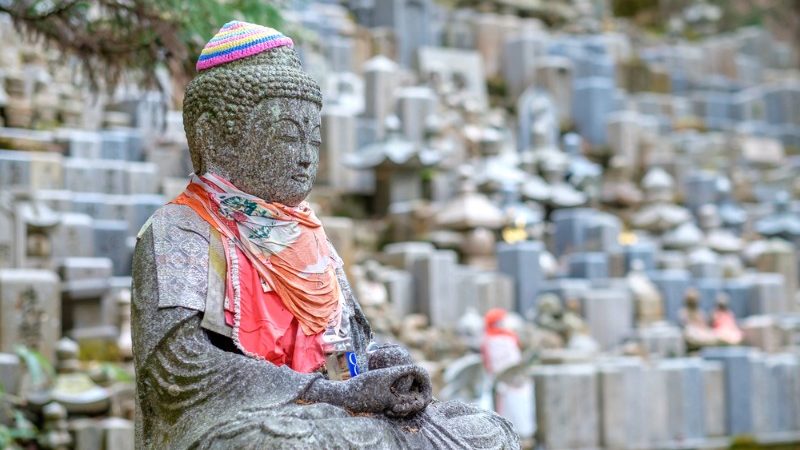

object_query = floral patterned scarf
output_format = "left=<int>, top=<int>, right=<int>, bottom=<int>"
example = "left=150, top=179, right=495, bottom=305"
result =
left=173, top=173, right=342, bottom=336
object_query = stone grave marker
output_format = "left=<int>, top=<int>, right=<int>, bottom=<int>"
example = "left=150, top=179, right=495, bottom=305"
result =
left=101, top=417, right=135, bottom=450
left=497, top=241, right=543, bottom=317
left=534, top=56, right=574, bottom=123
left=92, top=220, right=131, bottom=276
left=567, top=252, right=609, bottom=280
left=396, top=86, right=437, bottom=145
left=502, top=34, right=547, bottom=101
left=412, top=249, right=459, bottom=327
left=0, top=269, right=60, bottom=361
left=723, top=278, right=754, bottom=319
left=362, top=55, right=399, bottom=140
left=597, top=357, right=649, bottom=449
left=581, top=287, right=633, bottom=349
left=746, top=272, right=788, bottom=315
left=418, top=47, right=488, bottom=109
left=755, top=239, right=798, bottom=312
left=0, top=353, right=20, bottom=396
left=702, top=360, right=726, bottom=438
left=318, top=106, right=358, bottom=191
left=572, top=77, right=617, bottom=146
left=34, top=189, right=74, bottom=213
left=533, top=364, right=599, bottom=450
left=124, top=162, right=159, bottom=195
left=551, top=208, right=598, bottom=257
left=59, top=257, right=113, bottom=336
left=382, top=268, right=414, bottom=317
left=51, top=212, right=95, bottom=261
left=69, top=418, right=103, bottom=450
left=657, top=358, right=706, bottom=444
left=741, top=315, right=782, bottom=353
left=702, top=346, right=756, bottom=435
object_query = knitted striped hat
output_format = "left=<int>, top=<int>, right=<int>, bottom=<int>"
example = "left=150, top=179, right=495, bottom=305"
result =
left=196, top=21, right=294, bottom=71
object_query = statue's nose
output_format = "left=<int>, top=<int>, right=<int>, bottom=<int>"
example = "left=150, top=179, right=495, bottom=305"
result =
left=298, top=141, right=316, bottom=168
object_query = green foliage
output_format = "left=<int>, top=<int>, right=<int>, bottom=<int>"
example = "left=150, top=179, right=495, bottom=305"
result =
left=170, top=0, right=284, bottom=67
left=486, top=76, right=507, bottom=98
left=14, top=345, right=55, bottom=388
left=729, top=434, right=800, bottom=449
left=1, top=0, right=284, bottom=89
left=99, top=363, right=134, bottom=383
left=610, top=0, right=659, bottom=18
left=0, top=392, right=38, bottom=450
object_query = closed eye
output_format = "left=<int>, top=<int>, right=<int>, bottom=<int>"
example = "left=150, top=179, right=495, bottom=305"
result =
left=277, top=134, right=301, bottom=142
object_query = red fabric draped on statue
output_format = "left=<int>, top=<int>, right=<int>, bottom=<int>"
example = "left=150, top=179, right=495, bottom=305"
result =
left=171, top=173, right=342, bottom=373
left=223, top=245, right=325, bottom=372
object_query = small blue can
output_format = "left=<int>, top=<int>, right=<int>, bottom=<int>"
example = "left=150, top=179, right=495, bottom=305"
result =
left=346, top=352, right=360, bottom=377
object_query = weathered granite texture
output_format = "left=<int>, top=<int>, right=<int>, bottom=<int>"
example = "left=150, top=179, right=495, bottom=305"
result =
left=131, top=41, right=519, bottom=449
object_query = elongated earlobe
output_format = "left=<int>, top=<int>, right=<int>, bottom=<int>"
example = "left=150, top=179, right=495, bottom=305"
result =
left=191, top=113, right=217, bottom=175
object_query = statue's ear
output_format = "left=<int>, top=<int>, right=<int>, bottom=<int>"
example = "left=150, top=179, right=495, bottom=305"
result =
left=191, top=112, right=219, bottom=174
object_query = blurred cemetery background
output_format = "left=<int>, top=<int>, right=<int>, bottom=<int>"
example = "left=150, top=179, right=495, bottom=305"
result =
left=1, top=0, right=800, bottom=448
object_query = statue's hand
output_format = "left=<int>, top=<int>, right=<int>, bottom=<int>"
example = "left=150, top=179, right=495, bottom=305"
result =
left=368, top=344, right=414, bottom=370
left=345, top=365, right=432, bottom=417
left=302, top=365, right=432, bottom=418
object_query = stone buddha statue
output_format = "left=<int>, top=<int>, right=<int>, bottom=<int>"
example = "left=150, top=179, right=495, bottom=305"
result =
left=131, top=21, right=517, bottom=449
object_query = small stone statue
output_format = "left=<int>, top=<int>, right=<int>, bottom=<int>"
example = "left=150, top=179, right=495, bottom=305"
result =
left=534, top=293, right=568, bottom=348
left=711, top=294, right=743, bottom=345
left=131, top=22, right=517, bottom=449
left=38, top=402, right=71, bottom=450
left=626, top=259, right=663, bottom=326
left=678, top=288, right=716, bottom=350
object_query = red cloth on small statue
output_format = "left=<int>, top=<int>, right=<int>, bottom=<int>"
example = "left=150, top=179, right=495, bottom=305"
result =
left=481, top=308, right=521, bottom=374
left=223, top=244, right=325, bottom=373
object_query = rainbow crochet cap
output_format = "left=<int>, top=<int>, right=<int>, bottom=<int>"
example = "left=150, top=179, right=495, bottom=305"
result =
left=196, top=21, right=294, bottom=71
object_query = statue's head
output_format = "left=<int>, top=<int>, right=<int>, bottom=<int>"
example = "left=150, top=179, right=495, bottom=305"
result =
left=183, top=22, right=322, bottom=206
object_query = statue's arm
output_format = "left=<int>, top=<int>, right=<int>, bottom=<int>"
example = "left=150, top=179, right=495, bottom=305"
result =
left=333, top=260, right=372, bottom=355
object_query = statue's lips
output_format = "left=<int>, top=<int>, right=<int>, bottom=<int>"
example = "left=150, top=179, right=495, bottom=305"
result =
left=291, top=174, right=310, bottom=182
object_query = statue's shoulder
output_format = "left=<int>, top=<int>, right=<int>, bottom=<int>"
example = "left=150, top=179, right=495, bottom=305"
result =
left=134, top=203, right=211, bottom=312
left=137, top=203, right=211, bottom=243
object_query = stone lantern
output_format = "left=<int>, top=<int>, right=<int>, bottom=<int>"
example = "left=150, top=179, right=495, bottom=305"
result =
left=435, top=166, right=504, bottom=268
left=756, top=191, right=800, bottom=246
left=345, top=117, right=442, bottom=215
left=0, top=191, right=60, bottom=270
left=632, top=167, right=691, bottom=234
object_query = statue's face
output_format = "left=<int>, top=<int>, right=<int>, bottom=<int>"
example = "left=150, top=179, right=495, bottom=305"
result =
left=215, top=97, right=321, bottom=206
